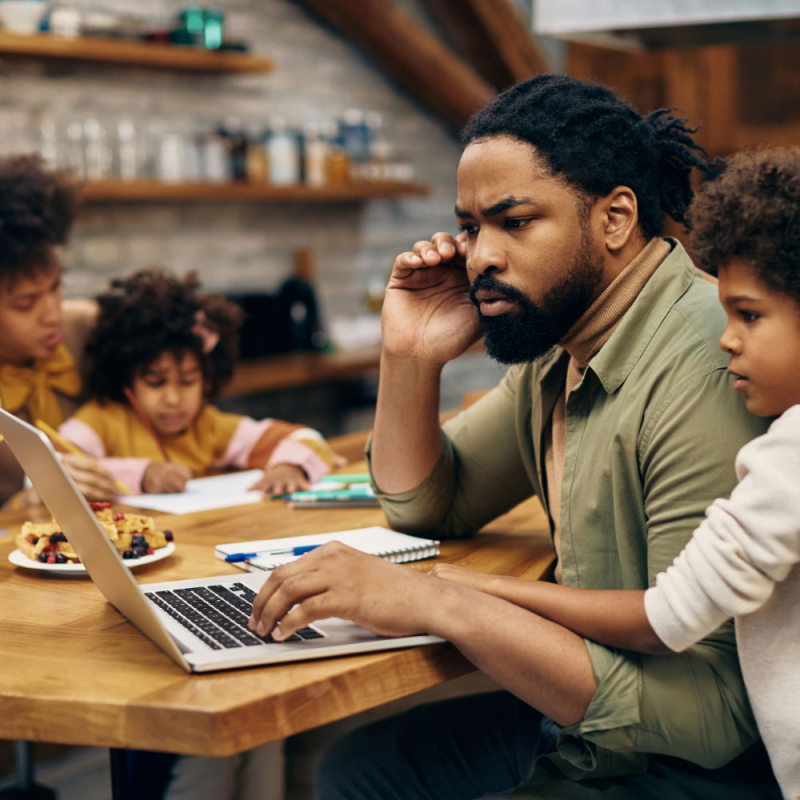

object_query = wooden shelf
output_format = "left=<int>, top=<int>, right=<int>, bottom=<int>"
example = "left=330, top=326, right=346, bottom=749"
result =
left=223, top=347, right=383, bottom=398
left=80, top=179, right=429, bottom=203
left=0, top=31, right=273, bottom=73
left=223, top=341, right=486, bottom=398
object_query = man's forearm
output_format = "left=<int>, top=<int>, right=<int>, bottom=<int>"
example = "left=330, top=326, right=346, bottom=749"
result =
left=481, top=576, right=671, bottom=655
left=370, top=354, right=444, bottom=494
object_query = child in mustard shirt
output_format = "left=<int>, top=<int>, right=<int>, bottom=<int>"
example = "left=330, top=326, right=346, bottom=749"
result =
left=0, top=153, right=116, bottom=506
left=60, top=268, right=343, bottom=496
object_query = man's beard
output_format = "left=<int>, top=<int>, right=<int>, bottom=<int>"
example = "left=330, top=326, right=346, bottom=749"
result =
left=469, top=236, right=604, bottom=365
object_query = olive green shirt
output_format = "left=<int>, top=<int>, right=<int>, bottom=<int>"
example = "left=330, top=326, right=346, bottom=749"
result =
left=370, top=240, right=771, bottom=782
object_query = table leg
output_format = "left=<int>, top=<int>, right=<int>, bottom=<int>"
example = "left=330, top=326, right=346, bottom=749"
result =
left=0, top=741, right=56, bottom=799
left=109, top=749, right=128, bottom=800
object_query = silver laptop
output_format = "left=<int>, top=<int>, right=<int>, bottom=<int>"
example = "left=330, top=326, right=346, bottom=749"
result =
left=0, top=409, right=442, bottom=673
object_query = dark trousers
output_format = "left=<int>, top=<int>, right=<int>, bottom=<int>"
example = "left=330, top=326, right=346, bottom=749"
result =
left=316, top=692, right=560, bottom=800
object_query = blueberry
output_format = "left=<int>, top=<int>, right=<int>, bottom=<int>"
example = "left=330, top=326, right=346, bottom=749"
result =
left=50, top=532, right=67, bottom=544
left=163, top=529, right=174, bottom=542
left=123, top=550, right=135, bottom=559
left=133, top=546, right=148, bottom=557
left=38, top=553, right=49, bottom=562
left=131, top=535, right=147, bottom=547
left=55, top=553, right=67, bottom=564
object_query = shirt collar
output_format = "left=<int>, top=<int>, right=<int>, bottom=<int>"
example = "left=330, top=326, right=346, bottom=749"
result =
left=534, top=238, right=700, bottom=393
left=585, top=238, right=698, bottom=394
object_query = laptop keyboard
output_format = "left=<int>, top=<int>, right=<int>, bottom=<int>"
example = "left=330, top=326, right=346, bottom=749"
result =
left=145, top=582, right=325, bottom=651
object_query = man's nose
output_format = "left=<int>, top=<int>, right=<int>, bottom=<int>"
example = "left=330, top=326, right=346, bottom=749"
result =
left=466, top=232, right=506, bottom=277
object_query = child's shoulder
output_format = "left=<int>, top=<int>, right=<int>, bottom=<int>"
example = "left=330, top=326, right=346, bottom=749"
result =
left=736, top=405, right=800, bottom=473
left=72, top=398, right=131, bottom=426
left=766, top=405, right=800, bottom=437
left=192, top=404, right=243, bottom=437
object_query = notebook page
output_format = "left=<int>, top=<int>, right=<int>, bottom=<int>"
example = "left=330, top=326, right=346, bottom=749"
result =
left=214, top=526, right=440, bottom=571
left=120, top=470, right=265, bottom=513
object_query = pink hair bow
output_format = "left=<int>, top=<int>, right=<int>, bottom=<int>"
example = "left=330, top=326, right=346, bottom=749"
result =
left=192, top=310, right=220, bottom=354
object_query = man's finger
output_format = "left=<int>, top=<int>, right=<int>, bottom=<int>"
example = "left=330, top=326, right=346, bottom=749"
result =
left=431, top=232, right=456, bottom=258
left=411, top=241, right=441, bottom=264
left=251, top=570, right=329, bottom=637
left=249, top=553, right=324, bottom=625
left=272, top=597, right=330, bottom=641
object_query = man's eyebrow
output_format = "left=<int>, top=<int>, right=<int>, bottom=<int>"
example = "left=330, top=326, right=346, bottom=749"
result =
left=455, top=196, right=534, bottom=219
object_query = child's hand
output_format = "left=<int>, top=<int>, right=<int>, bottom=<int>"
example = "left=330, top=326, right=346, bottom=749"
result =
left=249, top=464, right=310, bottom=496
left=61, top=454, right=119, bottom=501
left=142, top=463, right=192, bottom=494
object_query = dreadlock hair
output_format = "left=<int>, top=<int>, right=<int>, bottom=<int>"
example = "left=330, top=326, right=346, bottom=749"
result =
left=462, top=74, right=710, bottom=239
left=689, top=147, right=800, bottom=300
left=85, top=268, right=243, bottom=404
left=0, top=153, right=81, bottom=285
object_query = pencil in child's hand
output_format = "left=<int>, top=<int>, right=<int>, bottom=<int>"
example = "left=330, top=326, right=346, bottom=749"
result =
left=34, top=419, right=133, bottom=496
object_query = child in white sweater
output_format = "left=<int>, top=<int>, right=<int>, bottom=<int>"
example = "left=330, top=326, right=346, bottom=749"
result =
left=642, top=148, right=800, bottom=797
left=433, top=147, right=800, bottom=797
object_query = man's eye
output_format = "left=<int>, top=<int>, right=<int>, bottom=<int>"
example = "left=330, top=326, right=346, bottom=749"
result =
left=12, top=302, right=34, bottom=312
left=457, top=223, right=477, bottom=236
left=180, top=379, right=200, bottom=387
left=505, top=218, right=532, bottom=229
left=145, top=379, right=166, bottom=388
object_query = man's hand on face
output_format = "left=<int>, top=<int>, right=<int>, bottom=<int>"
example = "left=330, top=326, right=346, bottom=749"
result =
left=382, top=232, right=481, bottom=368
left=248, top=541, right=439, bottom=641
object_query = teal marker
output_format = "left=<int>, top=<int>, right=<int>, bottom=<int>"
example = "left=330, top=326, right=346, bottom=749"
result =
left=287, top=488, right=375, bottom=502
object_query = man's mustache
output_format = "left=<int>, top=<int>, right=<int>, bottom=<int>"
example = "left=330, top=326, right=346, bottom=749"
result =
left=468, top=275, right=531, bottom=308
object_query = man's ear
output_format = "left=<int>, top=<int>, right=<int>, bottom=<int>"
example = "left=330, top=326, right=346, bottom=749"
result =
left=597, top=186, right=640, bottom=253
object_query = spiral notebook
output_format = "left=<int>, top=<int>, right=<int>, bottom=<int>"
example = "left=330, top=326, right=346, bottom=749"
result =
left=214, top=526, right=440, bottom=573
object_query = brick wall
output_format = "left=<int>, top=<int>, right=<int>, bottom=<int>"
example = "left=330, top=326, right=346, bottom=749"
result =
left=0, top=0, right=543, bottom=419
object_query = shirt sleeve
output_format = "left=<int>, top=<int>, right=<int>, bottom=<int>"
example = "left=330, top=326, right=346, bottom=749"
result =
left=216, top=417, right=336, bottom=484
left=644, top=405, right=800, bottom=652
left=59, top=417, right=149, bottom=493
left=368, top=364, right=536, bottom=538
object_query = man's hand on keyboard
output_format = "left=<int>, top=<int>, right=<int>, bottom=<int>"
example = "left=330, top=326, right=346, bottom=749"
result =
left=247, top=541, right=442, bottom=641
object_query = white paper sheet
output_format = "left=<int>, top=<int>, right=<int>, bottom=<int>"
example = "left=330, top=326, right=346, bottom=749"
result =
left=119, top=469, right=265, bottom=514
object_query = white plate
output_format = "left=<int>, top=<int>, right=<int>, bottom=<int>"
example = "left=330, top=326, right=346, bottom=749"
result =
left=8, top=542, right=175, bottom=576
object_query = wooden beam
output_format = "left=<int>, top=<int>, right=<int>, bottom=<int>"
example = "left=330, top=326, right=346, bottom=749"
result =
left=427, top=0, right=548, bottom=90
left=294, top=0, right=495, bottom=130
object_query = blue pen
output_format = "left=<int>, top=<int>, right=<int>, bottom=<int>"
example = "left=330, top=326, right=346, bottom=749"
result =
left=224, top=544, right=321, bottom=563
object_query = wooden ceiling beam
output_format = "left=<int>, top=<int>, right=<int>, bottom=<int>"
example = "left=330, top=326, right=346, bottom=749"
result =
left=427, top=0, right=548, bottom=89
left=294, top=0, right=495, bottom=131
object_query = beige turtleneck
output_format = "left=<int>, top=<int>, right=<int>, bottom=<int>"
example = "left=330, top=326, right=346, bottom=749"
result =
left=544, top=237, right=672, bottom=582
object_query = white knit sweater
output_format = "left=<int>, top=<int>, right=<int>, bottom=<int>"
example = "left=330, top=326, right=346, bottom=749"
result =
left=645, top=405, right=800, bottom=799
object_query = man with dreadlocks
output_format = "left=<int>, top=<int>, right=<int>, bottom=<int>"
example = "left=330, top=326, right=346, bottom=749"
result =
left=247, top=77, right=778, bottom=798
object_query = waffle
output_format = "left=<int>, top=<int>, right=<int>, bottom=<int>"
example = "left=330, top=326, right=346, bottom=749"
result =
left=15, top=501, right=173, bottom=565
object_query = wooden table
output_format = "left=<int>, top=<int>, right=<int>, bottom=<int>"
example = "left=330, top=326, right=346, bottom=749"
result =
left=0, top=455, right=553, bottom=795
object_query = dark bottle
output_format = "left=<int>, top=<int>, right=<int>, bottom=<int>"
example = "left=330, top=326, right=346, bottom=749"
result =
left=218, top=117, right=249, bottom=181
left=279, top=248, right=327, bottom=352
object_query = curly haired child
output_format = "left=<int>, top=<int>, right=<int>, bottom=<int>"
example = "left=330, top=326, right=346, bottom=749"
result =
left=0, top=153, right=117, bottom=506
left=59, top=268, right=344, bottom=496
